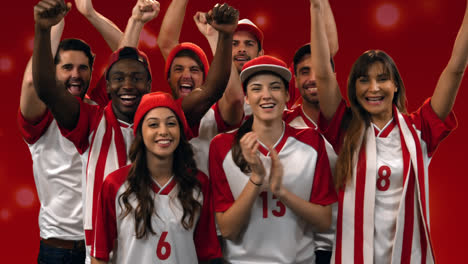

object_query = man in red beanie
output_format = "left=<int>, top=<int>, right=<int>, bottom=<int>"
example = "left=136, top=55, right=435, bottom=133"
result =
left=32, top=0, right=160, bottom=255
left=155, top=1, right=241, bottom=176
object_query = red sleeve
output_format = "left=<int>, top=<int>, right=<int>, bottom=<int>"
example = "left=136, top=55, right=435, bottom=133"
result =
left=213, top=102, right=242, bottom=133
left=309, top=134, right=338, bottom=205
left=194, top=172, right=222, bottom=260
left=87, top=73, right=110, bottom=107
left=209, top=133, right=236, bottom=212
left=59, top=100, right=101, bottom=154
left=318, top=100, right=348, bottom=153
left=17, top=108, right=53, bottom=144
left=91, top=166, right=129, bottom=261
left=409, top=98, right=457, bottom=157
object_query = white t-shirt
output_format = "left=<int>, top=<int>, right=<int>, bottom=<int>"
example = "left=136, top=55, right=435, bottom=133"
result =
left=18, top=110, right=84, bottom=240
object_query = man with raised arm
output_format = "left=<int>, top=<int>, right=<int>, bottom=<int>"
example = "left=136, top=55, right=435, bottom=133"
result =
left=155, top=0, right=239, bottom=175
left=19, top=16, right=93, bottom=262
left=33, top=0, right=159, bottom=254
left=281, top=3, right=338, bottom=264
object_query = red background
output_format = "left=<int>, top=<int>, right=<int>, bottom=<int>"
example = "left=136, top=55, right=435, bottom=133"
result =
left=1, top=0, right=467, bottom=262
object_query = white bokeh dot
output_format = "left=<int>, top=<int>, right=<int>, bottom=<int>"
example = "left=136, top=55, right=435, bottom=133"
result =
left=0, top=208, right=11, bottom=221
left=0, top=57, right=13, bottom=73
left=376, top=3, right=400, bottom=28
left=15, top=187, right=35, bottom=208
left=140, top=29, right=157, bottom=48
left=27, top=36, right=34, bottom=53
left=255, top=16, right=267, bottom=27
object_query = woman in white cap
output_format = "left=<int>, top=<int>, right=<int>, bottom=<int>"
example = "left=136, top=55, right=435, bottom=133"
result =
left=209, top=55, right=337, bottom=263
left=90, top=92, right=221, bottom=264
left=308, top=0, right=468, bottom=262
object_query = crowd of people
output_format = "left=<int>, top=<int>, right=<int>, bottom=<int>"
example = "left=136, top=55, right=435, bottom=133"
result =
left=19, top=0, right=468, bottom=263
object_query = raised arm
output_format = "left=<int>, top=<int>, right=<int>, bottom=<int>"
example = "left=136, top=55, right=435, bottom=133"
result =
left=322, top=0, right=339, bottom=57
left=194, top=11, right=244, bottom=126
left=310, top=0, right=341, bottom=120
left=75, top=0, right=123, bottom=51
left=33, top=0, right=80, bottom=130
left=119, top=0, right=160, bottom=48
left=194, top=11, right=219, bottom=55
left=157, top=0, right=188, bottom=59
left=20, top=19, right=64, bottom=121
left=181, top=3, right=238, bottom=127
left=431, top=0, right=468, bottom=120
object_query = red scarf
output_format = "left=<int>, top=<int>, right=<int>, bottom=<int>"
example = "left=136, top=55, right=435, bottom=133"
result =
left=333, top=107, right=434, bottom=264
left=84, top=102, right=129, bottom=244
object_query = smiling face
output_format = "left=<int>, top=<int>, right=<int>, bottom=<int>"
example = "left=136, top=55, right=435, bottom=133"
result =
left=142, top=107, right=180, bottom=161
left=355, top=62, right=397, bottom=124
left=168, top=56, right=204, bottom=99
left=295, top=54, right=319, bottom=106
left=232, top=31, right=263, bottom=73
left=107, top=58, right=151, bottom=123
left=55, top=50, right=91, bottom=99
left=245, top=73, right=289, bottom=123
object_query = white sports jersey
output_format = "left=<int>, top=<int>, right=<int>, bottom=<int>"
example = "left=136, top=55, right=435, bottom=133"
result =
left=61, top=100, right=134, bottom=246
left=373, top=119, right=404, bottom=262
left=324, top=99, right=457, bottom=264
left=91, top=165, right=221, bottom=263
left=18, top=110, right=84, bottom=240
left=283, top=105, right=338, bottom=252
left=189, top=102, right=235, bottom=176
left=209, top=123, right=337, bottom=263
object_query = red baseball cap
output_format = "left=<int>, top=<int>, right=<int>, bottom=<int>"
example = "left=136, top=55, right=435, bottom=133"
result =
left=164, top=42, right=209, bottom=80
left=240, top=55, right=292, bottom=86
left=236, top=19, right=264, bottom=50
left=105, top=47, right=152, bottom=81
left=133, top=92, right=189, bottom=137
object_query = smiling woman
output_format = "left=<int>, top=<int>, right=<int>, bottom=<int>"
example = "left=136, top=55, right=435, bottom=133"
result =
left=309, top=0, right=468, bottom=262
left=208, top=55, right=337, bottom=263
left=90, top=92, right=221, bottom=263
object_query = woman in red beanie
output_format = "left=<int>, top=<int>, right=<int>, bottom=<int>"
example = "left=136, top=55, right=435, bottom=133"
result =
left=209, top=55, right=337, bottom=263
left=90, top=92, right=221, bottom=264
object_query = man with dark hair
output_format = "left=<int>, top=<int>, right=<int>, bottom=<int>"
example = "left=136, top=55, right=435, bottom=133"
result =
left=282, top=1, right=338, bottom=264
left=32, top=0, right=236, bottom=258
left=31, top=0, right=159, bottom=260
left=155, top=1, right=241, bottom=176
left=18, top=18, right=93, bottom=263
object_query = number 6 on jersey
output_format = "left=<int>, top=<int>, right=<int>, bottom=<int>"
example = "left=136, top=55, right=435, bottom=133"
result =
left=156, top=231, right=171, bottom=260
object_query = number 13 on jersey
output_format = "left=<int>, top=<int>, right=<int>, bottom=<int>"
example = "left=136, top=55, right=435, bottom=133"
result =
left=259, top=191, right=286, bottom=218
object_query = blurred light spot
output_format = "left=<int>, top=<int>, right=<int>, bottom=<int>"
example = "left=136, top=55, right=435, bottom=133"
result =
left=16, top=187, right=35, bottom=208
left=255, top=16, right=267, bottom=27
left=376, top=3, right=400, bottom=28
left=0, top=57, right=13, bottom=73
left=0, top=208, right=10, bottom=221
left=27, top=36, right=34, bottom=53
left=140, top=29, right=157, bottom=48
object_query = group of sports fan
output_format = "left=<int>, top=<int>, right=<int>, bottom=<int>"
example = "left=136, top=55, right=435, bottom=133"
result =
left=20, top=0, right=468, bottom=263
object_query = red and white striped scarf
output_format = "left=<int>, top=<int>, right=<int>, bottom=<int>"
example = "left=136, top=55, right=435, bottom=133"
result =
left=333, top=107, right=434, bottom=264
left=84, top=102, right=129, bottom=244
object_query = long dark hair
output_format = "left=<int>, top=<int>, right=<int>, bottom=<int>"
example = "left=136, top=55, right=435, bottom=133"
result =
left=232, top=71, right=289, bottom=172
left=335, top=50, right=407, bottom=189
left=119, top=113, right=201, bottom=239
